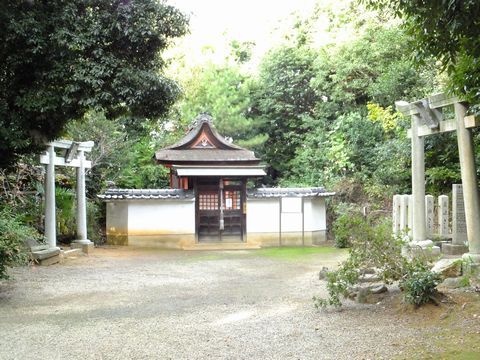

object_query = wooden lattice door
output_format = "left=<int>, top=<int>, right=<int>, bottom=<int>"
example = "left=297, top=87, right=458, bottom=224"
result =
left=196, top=179, right=244, bottom=242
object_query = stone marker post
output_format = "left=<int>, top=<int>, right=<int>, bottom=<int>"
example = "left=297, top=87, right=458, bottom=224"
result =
left=392, top=195, right=401, bottom=236
left=425, top=195, right=434, bottom=238
left=444, top=184, right=469, bottom=254
left=407, top=195, right=414, bottom=237
left=399, top=195, right=409, bottom=236
left=438, top=195, right=449, bottom=238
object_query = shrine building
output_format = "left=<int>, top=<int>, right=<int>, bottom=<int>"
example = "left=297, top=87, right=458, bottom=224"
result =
left=99, top=114, right=334, bottom=249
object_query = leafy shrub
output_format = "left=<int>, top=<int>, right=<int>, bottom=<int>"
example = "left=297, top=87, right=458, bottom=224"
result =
left=87, top=200, right=105, bottom=244
left=315, top=215, right=439, bottom=308
left=400, top=261, right=442, bottom=306
left=0, top=208, right=39, bottom=279
left=333, top=212, right=365, bottom=248
left=56, top=187, right=76, bottom=242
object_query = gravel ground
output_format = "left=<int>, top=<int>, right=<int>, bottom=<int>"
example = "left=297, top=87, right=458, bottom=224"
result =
left=0, top=247, right=438, bottom=359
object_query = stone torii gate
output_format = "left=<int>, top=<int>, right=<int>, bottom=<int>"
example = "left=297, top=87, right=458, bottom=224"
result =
left=40, top=140, right=94, bottom=253
left=396, top=93, right=480, bottom=265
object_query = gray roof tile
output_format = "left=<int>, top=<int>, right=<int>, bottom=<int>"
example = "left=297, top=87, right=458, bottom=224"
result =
left=98, top=189, right=194, bottom=200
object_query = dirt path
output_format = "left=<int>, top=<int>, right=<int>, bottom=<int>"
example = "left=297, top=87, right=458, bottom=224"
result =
left=0, top=247, right=479, bottom=359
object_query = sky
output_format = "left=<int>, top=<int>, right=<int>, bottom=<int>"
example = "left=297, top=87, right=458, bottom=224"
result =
left=167, top=0, right=319, bottom=67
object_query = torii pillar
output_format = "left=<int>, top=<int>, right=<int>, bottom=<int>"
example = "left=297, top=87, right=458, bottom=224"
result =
left=455, top=102, right=480, bottom=265
left=41, top=140, right=94, bottom=253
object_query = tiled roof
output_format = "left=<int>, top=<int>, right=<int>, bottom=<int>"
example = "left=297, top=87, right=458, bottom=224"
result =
left=98, top=187, right=335, bottom=201
left=247, top=187, right=335, bottom=198
left=155, top=149, right=259, bottom=163
left=98, top=189, right=194, bottom=200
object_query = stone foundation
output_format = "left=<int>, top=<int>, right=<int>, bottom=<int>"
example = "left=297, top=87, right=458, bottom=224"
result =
left=246, top=230, right=326, bottom=248
left=442, top=243, right=469, bottom=255
left=107, top=231, right=327, bottom=249
left=119, top=234, right=196, bottom=249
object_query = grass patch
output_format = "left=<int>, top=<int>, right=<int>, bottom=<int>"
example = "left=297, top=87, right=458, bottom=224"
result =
left=254, top=246, right=346, bottom=260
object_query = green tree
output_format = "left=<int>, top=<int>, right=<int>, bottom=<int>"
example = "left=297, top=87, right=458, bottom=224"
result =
left=66, top=111, right=175, bottom=193
left=282, top=23, right=437, bottom=192
left=362, top=0, right=480, bottom=104
left=179, top=63, right=251, bottom=139
left=0, top=0, right=188, bottom=168
left=251, top=45, right=320, bottom=182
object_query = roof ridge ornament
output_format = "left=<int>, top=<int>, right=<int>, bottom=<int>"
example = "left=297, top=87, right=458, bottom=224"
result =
left=189, top=112, right=213, bottom=131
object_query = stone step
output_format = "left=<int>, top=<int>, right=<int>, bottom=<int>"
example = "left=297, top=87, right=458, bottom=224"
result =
left=182, top=242, right=261, bottom=251
left=63, top=248, right=83, bottom=258
left=31, top=247, right=61, bottom=266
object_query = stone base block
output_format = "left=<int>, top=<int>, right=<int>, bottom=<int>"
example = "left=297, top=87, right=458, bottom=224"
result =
left=442, top=243, right=469, bottom=255
left=402, top=243, right=441, bottom=259
left=63, top=248, right=83, bottom=258
left=38, top=254, right=61, bottom=266
left=71, top=242, right=94, bottom=254
left=432, top=258, right=462, bottom=278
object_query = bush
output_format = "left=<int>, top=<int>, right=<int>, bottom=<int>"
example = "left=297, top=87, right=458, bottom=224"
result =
left=56, top=187, right=76, bottom=242
left=400, top=261, right=442, bottom=306
left=333, top=212, right=366, bottom=248
left=315, top=215, right=440, bottom=308
left=87, top=199, right=105, bottom=244
left=0, top=208, right=39, bottom=279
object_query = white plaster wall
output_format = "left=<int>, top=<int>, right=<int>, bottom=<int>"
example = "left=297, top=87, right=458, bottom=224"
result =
left=304, top=198, right=326, bottom=232
left=106, top=202, right=128, bottom=234
left=247, top=197, right=327, bottom=234
left=128, top=200, right=195, bottom=235
left=246, top=198, right=280, bottom=233
left=280, top=197, right=303, bottom=232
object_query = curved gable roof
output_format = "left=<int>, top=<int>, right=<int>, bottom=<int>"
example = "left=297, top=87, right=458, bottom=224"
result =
left=165, top=113, right=243, bottom=150
left=155, top=113, right=260, bottom=165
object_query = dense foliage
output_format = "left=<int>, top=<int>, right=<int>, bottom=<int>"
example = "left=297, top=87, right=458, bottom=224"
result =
left=0, top=208, right=37, bottom=279
left=252, top=45, right=320, bottom=181
left=362, top=0, right=480, bottom=104
left=0, top=0, right=188, bottom=168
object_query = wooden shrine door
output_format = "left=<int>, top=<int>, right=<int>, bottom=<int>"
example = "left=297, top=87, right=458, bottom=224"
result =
left=196, top=179, right=245, bottom=242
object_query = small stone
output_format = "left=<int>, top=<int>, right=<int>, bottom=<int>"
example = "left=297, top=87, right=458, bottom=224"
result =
left=318, top=267, right=329, bottom=280
left=359, top=268, right=376, bottom=275
left=432, top=258, right=462, bottom=278
left=441, top=277, right=465, bottom=289
left=368, top=284, right=387, bottom=294
left=439, top=312, right=449, bottom=320
left=358, top=274, right=381, bottom=283
left=355, top=284, right=388, bottom=304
